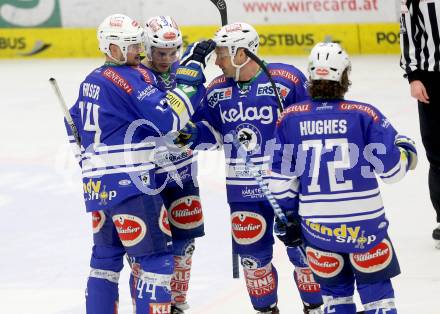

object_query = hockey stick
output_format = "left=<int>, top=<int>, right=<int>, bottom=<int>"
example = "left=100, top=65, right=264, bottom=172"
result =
left=49, top=77, right=81, bottom=147
left=209, top=0, right=284, bottom=113
left=209, top=0, right=240, bottom=280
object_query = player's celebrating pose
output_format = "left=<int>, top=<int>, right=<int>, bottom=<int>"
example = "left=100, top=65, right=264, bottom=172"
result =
left=127, top=16, right=205, bottom=314
left=270, top=42, right=418, bottom=314
left=178, top=22, right=323, bottom=314
left=64, top=13, right=215, bottom=314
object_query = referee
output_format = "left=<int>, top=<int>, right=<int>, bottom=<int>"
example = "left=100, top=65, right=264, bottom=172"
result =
left=400, top=0, right=440, bottom=245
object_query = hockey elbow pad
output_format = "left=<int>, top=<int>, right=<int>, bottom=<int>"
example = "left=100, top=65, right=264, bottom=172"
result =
left=395, top=135, right=418, bottom=170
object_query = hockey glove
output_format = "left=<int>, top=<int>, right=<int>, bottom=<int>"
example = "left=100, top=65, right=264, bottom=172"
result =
left=180, top=40, right=216, bottom=69
left=174, top=121, right=198, bottom=149
left=274, top=217, right=302, bottom=247
left=395, top=135, right=418, bottom=170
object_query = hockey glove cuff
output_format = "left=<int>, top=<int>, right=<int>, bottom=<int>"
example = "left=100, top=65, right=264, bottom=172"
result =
left=174, top=121, right=199, bottom=149
left=395, top=135, right=418, bottom=170
left=274, top=217, right=302, bottom=247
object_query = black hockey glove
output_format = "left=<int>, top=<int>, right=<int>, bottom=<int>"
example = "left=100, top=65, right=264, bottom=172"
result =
left=180, top=40, right=216, bottom=69
left=274, top=217, right=302, bottom=247
left=174, top=121, right=198, bottom=149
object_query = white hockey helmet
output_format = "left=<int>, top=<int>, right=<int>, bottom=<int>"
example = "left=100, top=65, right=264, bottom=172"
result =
left=144, top=16, right=182, bottom=57
left=213, top=22, right=259, bottom=56
left=97, top=14, right=144, bottom=63
left=308, top=42, right=351, bottom=82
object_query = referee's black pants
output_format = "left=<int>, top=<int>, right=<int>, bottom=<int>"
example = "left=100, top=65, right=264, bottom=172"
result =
left=418, top=71, right=440, bottom=223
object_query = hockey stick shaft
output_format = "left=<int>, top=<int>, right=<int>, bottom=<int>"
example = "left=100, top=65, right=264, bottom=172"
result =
left=49, top=78, right=81, bottom=147
left=209, top=0, right=240, bottom=279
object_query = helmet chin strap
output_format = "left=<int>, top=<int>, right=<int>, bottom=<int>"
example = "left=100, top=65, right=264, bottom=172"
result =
left=230, top=55, right=251, bottom=81
left=106, top=47, right=127, bottom=65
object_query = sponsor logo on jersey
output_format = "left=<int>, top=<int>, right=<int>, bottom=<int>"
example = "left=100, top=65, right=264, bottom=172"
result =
left=220, top=102, right=274, bottom=125
left=207, top=75, right=226, bottom=89
left=159, top=206, right=172, bottom=237
left=118, top=179, right=132, bottom=186
left=167, top=92, right=186, bottom=116
left=206, top=87, right=233, bottom=108
left=113, top=214, right=147, bottom=247
left=294, top=267, right=321, bottom=293
left=241, top=186, right=264, bottom=199
left=244, top=263, right=276, bottom=297
left=137, top=85, right=158, bottom=101
left=132, top=65, right=154, bottom=84
left=231, top=211, right=267, bottom=245
left=339, top=103, right=379, bottom=122
left=316, top=102, right=333, bottom=111
left=350, top=239, right=393, bottom=273
left=92, top=210, right=105, bottom=234
left=303, top=220, right=378, bottom=248
left=169, top=196, right=203, bottom=230
left=256, top=82, right=290, bottom=99
left=83, top=179, right=117, bottom=205
left=102, top=68, right=133, bottom=94
left=306, top=247, right=344, bottom=278
left=149, top=302, right=171, bottom=314
left=269, top=68, right=300, bottom=85
left=276, top=103, right=311, bottom=126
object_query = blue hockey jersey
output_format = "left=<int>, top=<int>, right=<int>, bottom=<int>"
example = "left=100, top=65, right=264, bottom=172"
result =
left=269, top=99, right=411, bottom=253
left=194, top=63, right=309, bottom=203
left=139, top=61, right=199, bottom=188
left=66, top=63, right=205, bottom=212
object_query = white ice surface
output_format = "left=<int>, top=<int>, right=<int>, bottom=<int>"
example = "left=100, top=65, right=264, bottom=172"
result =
left=0, top=56, right=439, bottom=314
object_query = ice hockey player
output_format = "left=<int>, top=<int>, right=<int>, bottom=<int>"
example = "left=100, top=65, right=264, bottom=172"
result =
left=126, top=15, right=205, bottom=314
left=269, top=42, right=418, bottom=314
left=64, top=13, right=215, bottom=314
left=176, top=22, right=323, bottom=314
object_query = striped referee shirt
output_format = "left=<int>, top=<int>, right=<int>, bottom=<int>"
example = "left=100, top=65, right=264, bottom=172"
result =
left=400, top=0, right=440, bottom=81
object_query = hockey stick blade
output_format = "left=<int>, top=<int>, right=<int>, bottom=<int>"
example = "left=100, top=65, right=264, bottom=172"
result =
left=49, top=77, right=81, bottom=147
left=210, top=0, right=228, bottom=25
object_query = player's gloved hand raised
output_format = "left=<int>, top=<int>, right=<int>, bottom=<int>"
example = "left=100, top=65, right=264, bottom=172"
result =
left=274, top=217, right=302, bottom=247
left=395, top=134, right=418, bottom=170
left=180, top=40, right=216, bottom=69
left=174, top=121, right=198, bottom=149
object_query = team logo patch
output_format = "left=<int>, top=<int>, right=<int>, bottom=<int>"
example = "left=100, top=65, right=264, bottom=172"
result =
left=231, top=211, right=267, bottom=245
left=92, top=210, right=105, bottom=234
left=159, top=206, right=172, bottom=237
left=113, top=214, right=146, bottom=247
left=236, top=123, right=262, bottom=155
left=294, top=267, right=321, bottom=293
left=350, top=239, right=393, bottom=273
left=306, top=247, right=344, bottom=278
left=169, top=196, right=203, bottom=230
left=149, top=302, right=171, bottom=314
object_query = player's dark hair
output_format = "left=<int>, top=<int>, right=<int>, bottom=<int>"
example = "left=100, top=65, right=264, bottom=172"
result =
left=308, top=69, right=351, bottom=99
